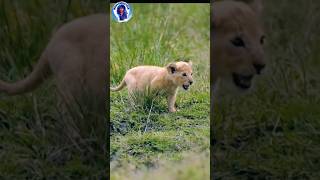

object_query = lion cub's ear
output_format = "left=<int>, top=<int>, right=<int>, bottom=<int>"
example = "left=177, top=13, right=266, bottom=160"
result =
left=182, top=59, right=192, bottom=67
left=166, top=63, right=177, bottom=74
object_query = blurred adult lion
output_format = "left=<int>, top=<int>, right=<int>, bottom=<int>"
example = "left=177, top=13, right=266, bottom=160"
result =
left=0, top=14, right=108, bottom=117
left=0, top=14, right=108, bottom=146
left=212, top=0, right=266, bottom=93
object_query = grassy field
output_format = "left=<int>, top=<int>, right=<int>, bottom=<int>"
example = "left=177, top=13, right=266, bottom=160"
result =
left=213, top=0, right=320, bottom=179
left=110, top=4, right=210, bottom=179
left=0, top=1, right=107, bottom=179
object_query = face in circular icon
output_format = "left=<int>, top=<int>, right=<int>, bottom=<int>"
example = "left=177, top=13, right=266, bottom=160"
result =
left=112, top=2, right=132, bottom=23
left=117, top=5, right=127, bottom=21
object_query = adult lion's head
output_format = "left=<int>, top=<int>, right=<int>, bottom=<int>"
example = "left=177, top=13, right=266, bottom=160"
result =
left=212, top=0, right=266, bottom=91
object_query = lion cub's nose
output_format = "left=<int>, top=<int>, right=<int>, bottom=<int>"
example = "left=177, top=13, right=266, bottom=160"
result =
left=189, top=80, right=193, bottom=85
left=253, top=63, right=265, bottom=74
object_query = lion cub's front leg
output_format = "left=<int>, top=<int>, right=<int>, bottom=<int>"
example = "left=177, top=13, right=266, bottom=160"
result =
left=167, top=89, right=178, bottom=113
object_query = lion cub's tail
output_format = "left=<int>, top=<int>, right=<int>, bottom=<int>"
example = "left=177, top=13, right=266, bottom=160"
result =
left=110, top=79, right=126, bottom=92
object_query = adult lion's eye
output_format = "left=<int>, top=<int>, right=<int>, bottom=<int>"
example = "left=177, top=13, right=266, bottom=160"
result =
left=231, top=37, right=245, bottom=47
left=182, top=73, right=187, bottom=76
left=260, top=35, right=266, bottom=45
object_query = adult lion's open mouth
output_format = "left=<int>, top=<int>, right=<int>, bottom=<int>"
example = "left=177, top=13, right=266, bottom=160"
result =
left=232, top=73, right=253, bottom=89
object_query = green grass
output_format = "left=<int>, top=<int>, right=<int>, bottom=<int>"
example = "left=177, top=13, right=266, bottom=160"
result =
left=111, top=151, right=210, bottom=180
left=0, top=1, right=107, bottom=179
left=213, top=0, right=320, bottom=179
left=110, top=4, right=210, bottom=179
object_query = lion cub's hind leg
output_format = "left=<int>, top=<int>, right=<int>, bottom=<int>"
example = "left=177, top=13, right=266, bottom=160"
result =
left=124, top=74, right=139, bottom=108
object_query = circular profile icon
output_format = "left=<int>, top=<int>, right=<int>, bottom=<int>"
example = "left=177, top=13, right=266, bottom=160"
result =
left=112, top=1, right=132, bottom=23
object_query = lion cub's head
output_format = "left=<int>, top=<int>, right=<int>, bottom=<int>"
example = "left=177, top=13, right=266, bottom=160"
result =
left=166, top=61, right=193, bottom=90
left=212, top=0, right=266, bottom=91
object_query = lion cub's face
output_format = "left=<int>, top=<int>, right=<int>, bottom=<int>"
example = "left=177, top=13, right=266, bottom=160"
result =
left=213, top=1, right=266, bottom=90
left=166, top=61, right=193, bottom=90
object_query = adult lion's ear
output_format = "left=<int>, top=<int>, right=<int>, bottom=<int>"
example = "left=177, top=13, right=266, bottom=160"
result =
left=236, top=0, right=263, bottom=16
left=249, top=0, right=263, bottom=16
left=166, top=63, right=177, bottom=74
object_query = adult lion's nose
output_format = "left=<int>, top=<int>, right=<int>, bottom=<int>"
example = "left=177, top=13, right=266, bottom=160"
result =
left=253, top=63, right=265, bottom=74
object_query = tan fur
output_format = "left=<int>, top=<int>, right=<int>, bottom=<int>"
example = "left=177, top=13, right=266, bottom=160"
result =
left=0, top=14, right=108, bottom=118
left=212, top=0, right=266, bottom=92
left=111, top=61, right=193, bottom=112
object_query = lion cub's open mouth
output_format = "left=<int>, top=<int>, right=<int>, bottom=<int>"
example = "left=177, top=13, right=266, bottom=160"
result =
left=182, top=84, right=190, bottom=90
left=232, top=73, right=253, bottom=89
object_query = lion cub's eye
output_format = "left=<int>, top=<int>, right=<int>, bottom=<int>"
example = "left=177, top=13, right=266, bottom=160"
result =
left=191, top=73, right=193, bottom=76
left=231, top=37, right=245, bottom=47
left=260, top=35, right=266, bottom=45
left=182, top=73, right=187, bottom=76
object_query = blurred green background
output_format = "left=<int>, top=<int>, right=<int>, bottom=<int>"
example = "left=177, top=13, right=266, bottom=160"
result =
left=0, top=0, right=106, bottom=179
left=213, top=0, right=320, bottom=179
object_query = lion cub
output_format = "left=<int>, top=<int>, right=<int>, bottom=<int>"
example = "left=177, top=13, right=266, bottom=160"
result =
left=111, top=61, right=193, bottom=112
